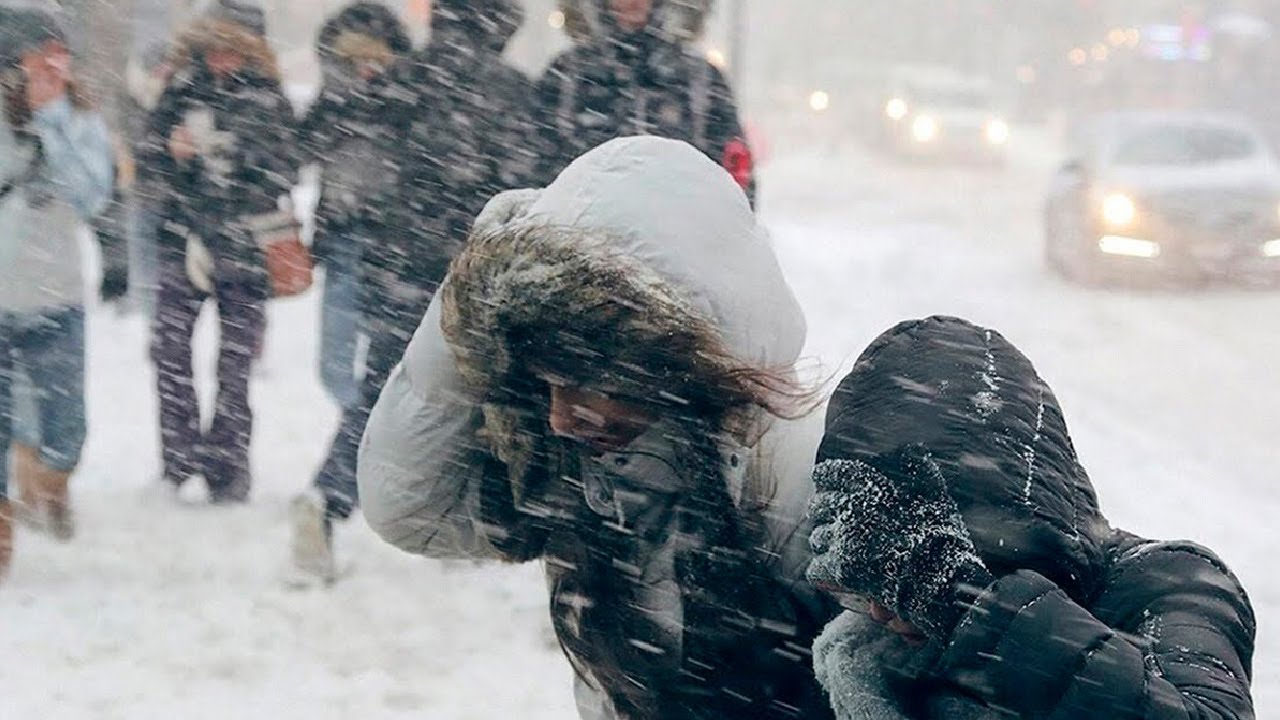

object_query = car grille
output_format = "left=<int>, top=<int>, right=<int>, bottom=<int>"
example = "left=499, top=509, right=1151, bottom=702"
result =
left=1146, top=190, right=1272, bottom=236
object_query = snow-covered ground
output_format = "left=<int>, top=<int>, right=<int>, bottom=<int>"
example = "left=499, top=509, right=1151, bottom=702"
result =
left=2, top=131, right=1276, bottom=718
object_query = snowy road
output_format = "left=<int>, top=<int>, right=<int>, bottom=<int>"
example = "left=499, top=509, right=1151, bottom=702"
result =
left=2, top=135, right=1276, bottom=718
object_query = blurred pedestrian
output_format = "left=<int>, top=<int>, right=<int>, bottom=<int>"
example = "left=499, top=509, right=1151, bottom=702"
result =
left=807, top=317, right=1256, bottom=720
left=302, top=1, right=413, bottom=418
left=287, top=0, right=415, bottom=583
left=142, top=0, right=298, bottom=504
left=358, top=137, right=837, bottom=718
left=288, top=0, right=533, bottom=585
left=533, top=0, right=756, bottom=198
left=1, top=4, right=114, bottom=575
left=122, top=36, right=180, bottom=316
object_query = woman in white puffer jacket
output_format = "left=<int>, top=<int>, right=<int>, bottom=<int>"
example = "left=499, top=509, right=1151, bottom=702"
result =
left=357, top=137, right=838, bottom=719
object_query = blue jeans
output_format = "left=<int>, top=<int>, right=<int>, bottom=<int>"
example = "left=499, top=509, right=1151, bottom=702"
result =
left=318, top=233, right=364, bottom=410
left=0, top=306, right=87, bottom=498
left=10, top=369, right=38, bottom=445
left=314, top=312, right=416, bottom=521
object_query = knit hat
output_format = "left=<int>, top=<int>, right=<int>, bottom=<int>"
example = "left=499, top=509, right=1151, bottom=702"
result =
left=0, top=6, right=67, bottom=69
left=206, top=0, right=267, bottom=36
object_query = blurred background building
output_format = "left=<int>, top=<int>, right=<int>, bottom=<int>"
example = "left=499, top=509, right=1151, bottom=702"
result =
left=34, top=0, right=1280, bottom=151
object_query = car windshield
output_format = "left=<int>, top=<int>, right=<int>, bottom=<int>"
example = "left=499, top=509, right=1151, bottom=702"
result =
left=1112, top=124, right=1259, bottom=166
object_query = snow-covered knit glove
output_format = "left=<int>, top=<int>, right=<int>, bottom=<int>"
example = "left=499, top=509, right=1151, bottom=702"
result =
left=806, top=446, right=994, bottom=641
left=814, top=610, right=998, bottom=720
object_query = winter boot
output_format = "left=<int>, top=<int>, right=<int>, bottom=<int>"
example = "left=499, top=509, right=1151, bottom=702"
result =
left=38, top=465, right=75, bottom=542
left=289, top=489, right=336, bottom=585
left=208, top=469, right=251, bottom=505
left=9, top=443, right=42, bottom=528
left=0, top=499, right=13, bottom=580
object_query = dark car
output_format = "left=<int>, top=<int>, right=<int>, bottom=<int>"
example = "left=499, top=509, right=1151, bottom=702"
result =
left=1046, top=112, right=1280, bottom=286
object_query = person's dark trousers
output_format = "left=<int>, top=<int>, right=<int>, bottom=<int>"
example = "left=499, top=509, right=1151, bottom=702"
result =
left=313, top=310, right=419, bottom=520
left=0, top=306, right=89, bottom=500
left=152, top=257, right=267, bottom=502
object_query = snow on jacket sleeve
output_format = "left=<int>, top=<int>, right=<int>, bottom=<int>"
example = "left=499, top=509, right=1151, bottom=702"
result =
left=935, top=542, right=1255, bottom=719
left=30, top=97, right=114, bottom=219
left=357, top=290, right=522, bottom=562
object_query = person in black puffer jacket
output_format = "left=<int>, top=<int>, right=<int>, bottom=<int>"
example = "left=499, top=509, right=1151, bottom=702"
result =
left=302, top=1, right=413, bottom=413
left=287, top=0, right=533, bottom=584
left=532, top=0, right=755, bottom=199
left=287, top=1, right=417, bottom=584
left=807, top=316, right=1256, bottom=720
left=142, top=0, right=299, bottom=503
left=365, top=0, right=530, bottom=327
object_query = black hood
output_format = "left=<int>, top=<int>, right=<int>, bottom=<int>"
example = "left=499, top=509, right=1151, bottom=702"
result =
left=818, top=316, right=1110, bottom=602
left=431, top=0, right=523, bottom=54
left=0, top=6, right=67, bottom=69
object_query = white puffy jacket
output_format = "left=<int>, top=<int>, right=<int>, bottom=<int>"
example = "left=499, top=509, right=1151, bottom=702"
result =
left=357, top=136, right=829, bottom=719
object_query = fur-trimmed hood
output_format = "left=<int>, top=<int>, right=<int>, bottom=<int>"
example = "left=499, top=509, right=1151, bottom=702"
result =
left=444, top=137, right=802, bottom=386
left=168, top=17, right=279, bottom=81
left=442, top=137, right=804, bottom=439
left=317, top=2, right=411, bottom=68
left=441, top=136, right=810, bottom=516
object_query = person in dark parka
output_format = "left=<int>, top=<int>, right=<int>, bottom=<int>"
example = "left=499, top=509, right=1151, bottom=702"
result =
left=302, top=1, right=414, bottom=412
left=531, top=0, right=755, bottom=198
left=391, top=0, right=533, bottom=286
left=142, top=0, right=299, bottom=502
left=288, top=0, right=532, bottom=583
left=806, top=316, right=1256, bottom=720
left=287, top=1, right=416, bottom=583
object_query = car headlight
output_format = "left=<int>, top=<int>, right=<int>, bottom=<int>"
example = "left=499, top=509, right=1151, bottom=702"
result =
left=985, top=118, right=1010, bottom=145
left=885, top=97, right=908, bottom=120
left=912, top=115, right=939, bottom=143
left=1099, top=235, right=1161, bottom=258
left=1101, top=193, right=1137, bottom=227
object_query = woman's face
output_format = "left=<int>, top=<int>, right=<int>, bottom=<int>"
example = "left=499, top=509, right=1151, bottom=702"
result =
left=18, top=40, right=71, bottom=109
left=21, top=40, right=71, bottom=76
left=608, top=0, right=654, bottom=33
left=548, top=384, right=655, bottom=452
